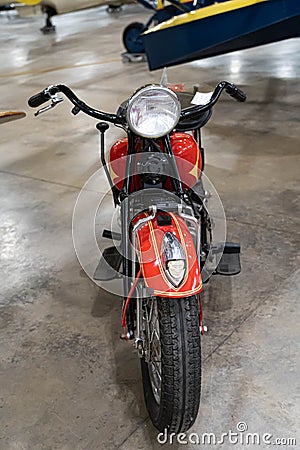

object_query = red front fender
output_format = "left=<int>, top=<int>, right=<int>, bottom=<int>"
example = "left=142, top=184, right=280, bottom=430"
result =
left=134, top=212, right=202, bottom=298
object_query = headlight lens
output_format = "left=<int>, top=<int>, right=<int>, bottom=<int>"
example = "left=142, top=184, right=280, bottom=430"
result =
left=127, top=85, right=181, bottom=138
left=162, top=231, right=186, bottom=287
left=167, top=260, right=186, bottom=285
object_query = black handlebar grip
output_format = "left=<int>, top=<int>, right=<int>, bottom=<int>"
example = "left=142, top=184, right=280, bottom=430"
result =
left=233, top=88, right=247, bottom=102
left=226, top=85, right=247, bottom=102
left=28, top=91, right=50, bottom=108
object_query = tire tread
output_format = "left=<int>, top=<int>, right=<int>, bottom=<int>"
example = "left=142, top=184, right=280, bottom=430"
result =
left=141, top=296, right=201, bottom=433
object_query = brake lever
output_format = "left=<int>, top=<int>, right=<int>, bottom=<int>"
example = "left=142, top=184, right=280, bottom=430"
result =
left=34, top=94, right=63, bottom=117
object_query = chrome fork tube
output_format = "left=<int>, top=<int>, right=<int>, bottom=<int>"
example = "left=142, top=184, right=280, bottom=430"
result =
left=131, top=205, right=157, bottom=348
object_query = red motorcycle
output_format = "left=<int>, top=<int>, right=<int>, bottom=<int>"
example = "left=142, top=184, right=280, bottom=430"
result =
left=28, top=78, right=246, bottom=433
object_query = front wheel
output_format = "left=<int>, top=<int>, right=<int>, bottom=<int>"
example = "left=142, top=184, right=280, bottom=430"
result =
left=141, top=296, right=201, bottom=433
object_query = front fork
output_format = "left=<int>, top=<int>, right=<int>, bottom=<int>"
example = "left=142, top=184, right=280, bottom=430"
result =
left=120, top=199, right=134, bottom=340
left=122, top=203, right=202, bottom=354
left=131, top=206, right=157, bottom=353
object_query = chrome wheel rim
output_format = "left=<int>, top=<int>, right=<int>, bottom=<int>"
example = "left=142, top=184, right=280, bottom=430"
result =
left=143, top=299, right=161, bottom=404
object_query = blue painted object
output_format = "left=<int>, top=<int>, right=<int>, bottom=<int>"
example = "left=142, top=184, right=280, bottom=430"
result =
left=142, top=0, right=300, bottom=70
left=123, top=0, right=200, bottom=53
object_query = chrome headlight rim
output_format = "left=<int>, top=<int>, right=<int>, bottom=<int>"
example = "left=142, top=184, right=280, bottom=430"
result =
left=126, top=84, right=181, bottom=139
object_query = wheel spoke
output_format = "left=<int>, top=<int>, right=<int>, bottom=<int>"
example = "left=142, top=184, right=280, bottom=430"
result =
left=142, top=298, right=162, bottom=404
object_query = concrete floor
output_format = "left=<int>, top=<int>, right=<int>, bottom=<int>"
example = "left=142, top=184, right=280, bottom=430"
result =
left=0, top=5, right=299, bottom=450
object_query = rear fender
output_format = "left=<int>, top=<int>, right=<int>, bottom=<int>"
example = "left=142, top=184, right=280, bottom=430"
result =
left=134, top=212, right=202, bottom=297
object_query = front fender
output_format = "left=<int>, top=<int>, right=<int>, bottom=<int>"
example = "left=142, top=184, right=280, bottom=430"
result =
left=134, top=212, right=202, bottom=298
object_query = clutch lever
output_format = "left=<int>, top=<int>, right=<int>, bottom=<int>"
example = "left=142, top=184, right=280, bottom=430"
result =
left=34, top=94, right=63, bottom=117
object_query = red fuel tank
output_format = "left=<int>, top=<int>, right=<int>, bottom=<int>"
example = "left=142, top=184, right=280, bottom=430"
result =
left=109, top=132, right=202, bottom=191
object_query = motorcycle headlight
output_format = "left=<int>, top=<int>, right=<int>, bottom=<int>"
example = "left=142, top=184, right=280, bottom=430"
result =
left=162, top=232, right=186, bottom=287
left=166, top=260, right=186, bottom=286
left=127, top=85, right=181, bottom=138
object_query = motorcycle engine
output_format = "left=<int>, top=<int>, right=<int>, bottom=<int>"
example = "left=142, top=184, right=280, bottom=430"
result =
left=137, top=153, right=168, bottom=186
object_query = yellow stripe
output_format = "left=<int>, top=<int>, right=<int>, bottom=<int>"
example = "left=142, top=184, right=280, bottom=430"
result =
left=170, top=212, right=202, bottom=291
left=169, top=213, right=190, bottom=287
left=149, top=218, right=188, bottom=291
left=136, top=214, right=202, bottom=295
left=188, top=147, right=200, bottom=182
left=143, top=0, right=268, bottom=34
left=17, top=0, right=41, bottom=4
left=154, top=284, right=202, bottom=297
left=148, top=220, right=174, bottom=288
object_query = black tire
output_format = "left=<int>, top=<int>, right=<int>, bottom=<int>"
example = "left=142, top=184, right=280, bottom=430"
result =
left=122, top=22, right=145, bottom=54
left=141, top=296, right=201, bottom=433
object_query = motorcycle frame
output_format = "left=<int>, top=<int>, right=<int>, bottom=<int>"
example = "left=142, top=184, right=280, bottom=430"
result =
left=102, top=127, right=206, bottom=341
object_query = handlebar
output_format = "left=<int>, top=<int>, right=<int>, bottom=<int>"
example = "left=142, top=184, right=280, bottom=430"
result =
left=28, top=81, right=246, bottom=124
left=180, top=81, right=246, bottom=121
left=28, top=90, right=52, bottom=108
left=226, top=84, right=247, bottom=102
left=28, top=84, right=123, bottom=124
